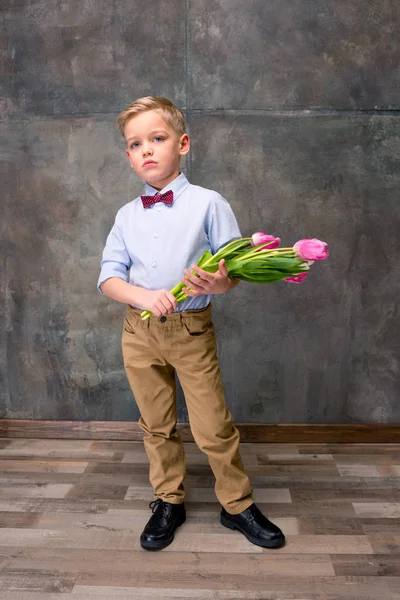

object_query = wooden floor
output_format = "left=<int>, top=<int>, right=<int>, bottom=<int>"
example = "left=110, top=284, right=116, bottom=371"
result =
left=0, top=439, right=399, bottom=599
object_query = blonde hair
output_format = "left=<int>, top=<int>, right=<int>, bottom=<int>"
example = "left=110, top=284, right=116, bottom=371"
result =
left=117, top=96, right=186, bottom=140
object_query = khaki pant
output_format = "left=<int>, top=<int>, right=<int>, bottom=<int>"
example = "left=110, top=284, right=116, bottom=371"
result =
left=121, top=303, right=254, bottom=515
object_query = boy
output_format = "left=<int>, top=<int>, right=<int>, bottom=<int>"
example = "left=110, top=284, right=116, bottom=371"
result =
left=97, top=96, right=285, bottom=551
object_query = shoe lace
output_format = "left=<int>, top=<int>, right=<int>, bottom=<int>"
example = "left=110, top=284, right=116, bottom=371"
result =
left=149, top=498, right=165, bottom=514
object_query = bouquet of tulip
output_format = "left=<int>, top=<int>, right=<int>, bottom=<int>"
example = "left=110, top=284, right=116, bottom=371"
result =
left=140, top=233, right=329, bottom=320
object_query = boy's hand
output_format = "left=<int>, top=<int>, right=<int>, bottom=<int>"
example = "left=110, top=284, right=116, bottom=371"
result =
left=135, top=288, right=177, bottom=316
left=182, top=259, right=237, bottom=297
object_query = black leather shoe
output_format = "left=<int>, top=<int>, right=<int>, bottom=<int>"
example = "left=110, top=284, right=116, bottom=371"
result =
left=221, top=503, right=285, bottom=548
left=140, top=499, right=186, bottom=551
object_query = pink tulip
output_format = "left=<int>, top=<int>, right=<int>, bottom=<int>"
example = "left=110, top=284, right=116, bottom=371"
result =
left=285, top=272, right=308, bottom=284
left=251, top=232, right=281, bottom=250
left=293, top=238, right=329, bottom=261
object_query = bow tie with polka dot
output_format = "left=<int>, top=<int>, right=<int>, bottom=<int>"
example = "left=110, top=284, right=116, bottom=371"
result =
left=141, top=190, right=174, bottom=208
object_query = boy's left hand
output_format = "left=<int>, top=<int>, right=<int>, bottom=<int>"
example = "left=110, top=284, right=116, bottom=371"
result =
left=182, top=259, right=236, bottom=296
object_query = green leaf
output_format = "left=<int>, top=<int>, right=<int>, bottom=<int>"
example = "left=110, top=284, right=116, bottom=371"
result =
left=211, top=238, right=252, bottom=262
left=263, top=257, right=305, bottom=270
left=237, top=273, right=287, bottom=283
left=196, top=250, right=213, bottom=268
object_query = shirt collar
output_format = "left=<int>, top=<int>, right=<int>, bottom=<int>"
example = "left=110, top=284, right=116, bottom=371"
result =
left=144, top=172, right=189, bottom=202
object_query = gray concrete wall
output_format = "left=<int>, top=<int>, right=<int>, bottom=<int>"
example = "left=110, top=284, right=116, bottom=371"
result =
left=1, top=1, right=399, bottom=423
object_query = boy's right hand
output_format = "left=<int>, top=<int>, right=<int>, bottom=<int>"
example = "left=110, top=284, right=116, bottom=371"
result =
left=134, top=288, right=178, bottom=316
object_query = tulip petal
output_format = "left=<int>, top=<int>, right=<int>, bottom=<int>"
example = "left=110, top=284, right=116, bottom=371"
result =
left=293, top=238, right=329, bottom=261
left=284, top=272, right=308, bottom=284
left=251, top=232, right=281, bottom=249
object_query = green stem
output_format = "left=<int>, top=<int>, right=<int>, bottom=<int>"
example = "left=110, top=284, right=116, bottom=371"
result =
left=202, top=238, right=252, bottom=266
left=170, top=281, right=184, bottom=295
left=140, top=240, right=299, bottom=320
left=241, top=247, right=296, bottom=259
left=175, top=291, right=188, bottom=301
left=140, top=278, right=192, bottom=321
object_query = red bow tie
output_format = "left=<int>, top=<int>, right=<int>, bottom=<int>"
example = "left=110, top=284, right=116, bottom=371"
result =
left=141, top=190, right=174, bottom=208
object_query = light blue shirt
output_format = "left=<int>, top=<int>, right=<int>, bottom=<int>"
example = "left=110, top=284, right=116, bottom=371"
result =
left=97, top=172, right=241, bottom=311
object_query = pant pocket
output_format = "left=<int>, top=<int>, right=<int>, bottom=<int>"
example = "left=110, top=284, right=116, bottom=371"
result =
left=123, top=314, right=137, bottom=334
left=182, top=316, right=214, bottom=337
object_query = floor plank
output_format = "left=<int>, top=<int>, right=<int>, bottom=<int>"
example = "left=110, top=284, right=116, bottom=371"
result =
left=0, top=439, right=399, bottom=598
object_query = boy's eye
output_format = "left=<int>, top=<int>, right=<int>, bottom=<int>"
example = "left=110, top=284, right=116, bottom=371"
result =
left=130, top=137, right=164, bottom=148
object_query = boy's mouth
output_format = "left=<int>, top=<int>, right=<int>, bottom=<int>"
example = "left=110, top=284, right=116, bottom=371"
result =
left=143, top=161, right=157, bottom=168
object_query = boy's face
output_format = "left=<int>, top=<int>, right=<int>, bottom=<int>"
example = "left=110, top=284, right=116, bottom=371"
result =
left=124, top=110, right=190, bottom=191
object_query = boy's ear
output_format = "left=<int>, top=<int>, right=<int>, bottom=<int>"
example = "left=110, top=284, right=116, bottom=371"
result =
left=179, top=133, right=190, bottom=156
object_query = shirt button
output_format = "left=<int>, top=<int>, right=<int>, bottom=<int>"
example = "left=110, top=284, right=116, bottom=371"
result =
left=157, top=206, right=162, bottom=212
left=153, top=233, right=159, bottom=238
left=152, top=261, right=157, bottom=268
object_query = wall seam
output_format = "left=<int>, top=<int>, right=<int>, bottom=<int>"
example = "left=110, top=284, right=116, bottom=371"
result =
left=184, top=0, right=192, bottom=181
left=2, top=109, right=400, bottom=124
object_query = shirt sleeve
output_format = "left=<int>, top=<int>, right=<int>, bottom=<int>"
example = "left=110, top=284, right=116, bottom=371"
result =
left=207, top=193, right=242, bottom=254
left=97, top=209, right=132, bottom=294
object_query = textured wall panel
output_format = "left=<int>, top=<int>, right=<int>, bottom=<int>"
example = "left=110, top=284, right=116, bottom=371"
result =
left=1, top=1, right=399, bottom=423
left=1, top=0, right=186, bottom=118
left=189, top=0, right=400, bottom=109
left=189, top=113, right=400, bottom=423
left=1, top=117, right=140, bottom=419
